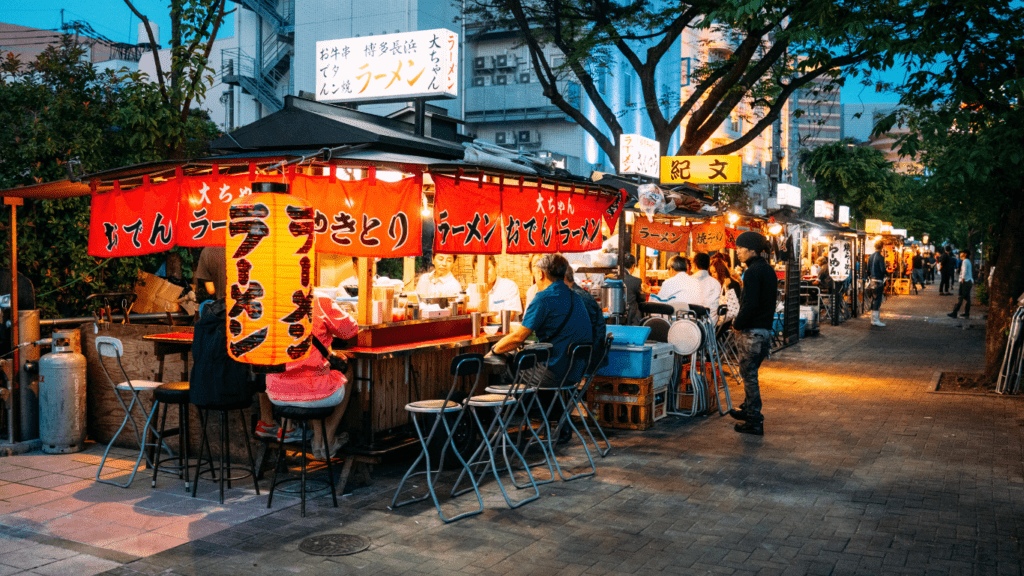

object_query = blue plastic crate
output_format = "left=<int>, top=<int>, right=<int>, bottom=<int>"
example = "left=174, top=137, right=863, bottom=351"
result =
left=597, top=344, right=652, bottom=378
left=606, top=325, right=651, bottom=346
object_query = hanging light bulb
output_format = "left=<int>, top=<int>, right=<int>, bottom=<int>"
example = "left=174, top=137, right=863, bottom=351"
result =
left=728, top=212, right=739, bottom=224
left=768, top=223, right=783, bottom=235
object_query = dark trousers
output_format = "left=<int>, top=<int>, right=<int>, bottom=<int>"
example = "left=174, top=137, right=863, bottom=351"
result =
left=911, top=269, right=924, bottom=290
left=939, top=272, right=952, bottom=294
left=737, top=329, right=771, bottom=422
left=952, top=281, right=973, bottom=317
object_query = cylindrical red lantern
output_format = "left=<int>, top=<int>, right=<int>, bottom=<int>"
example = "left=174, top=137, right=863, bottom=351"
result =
left=225, top=182, right=315, bottom=371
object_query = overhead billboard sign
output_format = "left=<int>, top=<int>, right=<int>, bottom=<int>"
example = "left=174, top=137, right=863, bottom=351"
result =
left=776, top=183, right=801, bottom=208
left=315, top=29, right=458, bottom=103
left=660, top=155, right=742, bottom=184
left=838, top=205, right=850, bottom=224
left=814, top=200, right=835, bottom=220
left=865, top=219, right=882, bottom=233
left=618, top=134, right=660, bottom=178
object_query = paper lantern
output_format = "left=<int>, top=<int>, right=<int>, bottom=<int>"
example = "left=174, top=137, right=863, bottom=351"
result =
left=225, top=182, right=315, bottom=370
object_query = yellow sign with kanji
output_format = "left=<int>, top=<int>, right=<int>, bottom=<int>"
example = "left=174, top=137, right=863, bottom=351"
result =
left=660, top=155, right=742, bottom=184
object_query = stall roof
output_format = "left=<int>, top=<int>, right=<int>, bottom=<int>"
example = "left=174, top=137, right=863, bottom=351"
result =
left=209, top=95, right=465, bottom=159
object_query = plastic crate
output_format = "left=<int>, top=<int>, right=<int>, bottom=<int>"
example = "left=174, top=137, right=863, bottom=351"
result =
left=589, top=398, right=654, bottom=430
left=652, top=385, right=668, bottom=421
left=589, top=375, right=655, bottom=398
left=893, top=278, right=911, bottom=295
left=606, top=325, right=651, bottom=346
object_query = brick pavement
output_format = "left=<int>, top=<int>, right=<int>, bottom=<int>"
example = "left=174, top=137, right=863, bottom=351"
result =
left=6, top=285, right=1024, bottom=576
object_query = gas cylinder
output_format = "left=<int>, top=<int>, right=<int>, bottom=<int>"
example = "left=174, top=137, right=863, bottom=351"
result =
left=38, top=330, right=88, bottom=454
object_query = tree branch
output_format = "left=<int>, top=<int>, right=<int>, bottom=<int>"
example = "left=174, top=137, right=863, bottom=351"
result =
left=122, top=0, right=168, bottom=104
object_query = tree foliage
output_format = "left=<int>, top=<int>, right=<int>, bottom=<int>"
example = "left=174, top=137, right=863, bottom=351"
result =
left=464, top=0, right=911, bottom=165
left=123, top=0, right=229, bottom=159
left=797, top=140, right=895, bottom=224
left=873, top=0, right=1023, bottom=381
left=0, top=33, right=216, bottom=318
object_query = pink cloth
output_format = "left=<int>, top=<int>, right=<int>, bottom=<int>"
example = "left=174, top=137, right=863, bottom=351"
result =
left=266, top=296, right=358, bottom=403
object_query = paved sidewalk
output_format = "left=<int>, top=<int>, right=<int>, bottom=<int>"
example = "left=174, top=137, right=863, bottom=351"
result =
left=5, top=285, right=1023, bottom=575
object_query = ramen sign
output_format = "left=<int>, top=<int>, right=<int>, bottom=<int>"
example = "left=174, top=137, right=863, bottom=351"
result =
left=315, top=29, right=458, bottom=103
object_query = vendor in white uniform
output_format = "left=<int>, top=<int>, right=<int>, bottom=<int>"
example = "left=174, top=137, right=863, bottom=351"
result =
left=474, top=255, right=523, bottom=314
left=415, top=253, right=463, bottom=298
left=651, top=255, right=702, bottom=312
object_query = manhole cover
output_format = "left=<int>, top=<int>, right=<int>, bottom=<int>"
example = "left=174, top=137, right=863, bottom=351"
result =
left=298, top=534, right=370, bottom=556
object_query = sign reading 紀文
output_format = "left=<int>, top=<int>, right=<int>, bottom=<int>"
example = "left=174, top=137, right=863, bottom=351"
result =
left=315, top=29, right=458, bottom=103
left=660, top=155, right=742, bottom=184
left=619, top=134, right=660, bottom=178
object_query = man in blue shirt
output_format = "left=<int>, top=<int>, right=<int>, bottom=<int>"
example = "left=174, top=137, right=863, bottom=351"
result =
left=948, top=250, right=975, bottom=319
left=490, top=254, right=592, bottom=387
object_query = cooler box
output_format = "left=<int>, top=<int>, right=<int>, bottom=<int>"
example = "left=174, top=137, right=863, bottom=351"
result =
left=598, top=341, right=675, bottom=379
left=773, top=314, right=808, bottom=339
left=606, top=325, right=651, bottom=346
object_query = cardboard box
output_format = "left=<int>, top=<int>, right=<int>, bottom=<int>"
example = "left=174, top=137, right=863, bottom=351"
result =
left=133, top=272, right=183, bottom=314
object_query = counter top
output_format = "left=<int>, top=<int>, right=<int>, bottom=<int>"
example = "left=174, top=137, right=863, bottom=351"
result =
left=346, top=332, right=505, bottom=359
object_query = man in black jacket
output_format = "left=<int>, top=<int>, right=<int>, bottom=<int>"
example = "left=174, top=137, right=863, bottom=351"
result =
left=938, top=246, right=954, bottom=295
left=728, top=231, right=776, bottom=435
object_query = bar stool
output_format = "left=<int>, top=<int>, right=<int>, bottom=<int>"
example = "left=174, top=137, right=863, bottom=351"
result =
left=454, top=350, right=541, bottom=508
left=266, top=404, right=339, bottom=517
left=391, top=353, right=484, bottom=523
left=190, top=396, right=261, bottom=504
left=94, top=336, right=164, bottom=488
left=149, top=381, right=197, bottom=491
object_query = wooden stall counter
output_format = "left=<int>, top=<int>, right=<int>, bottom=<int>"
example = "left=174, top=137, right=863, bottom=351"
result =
left=340, top=315, right=505, bottom=452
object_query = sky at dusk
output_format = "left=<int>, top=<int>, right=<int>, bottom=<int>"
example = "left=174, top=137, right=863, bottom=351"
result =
left=3, top=0, right=901, bottom=105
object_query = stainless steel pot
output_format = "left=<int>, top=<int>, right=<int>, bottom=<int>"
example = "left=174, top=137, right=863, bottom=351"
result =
left=602, top=280, right=625, bottom=315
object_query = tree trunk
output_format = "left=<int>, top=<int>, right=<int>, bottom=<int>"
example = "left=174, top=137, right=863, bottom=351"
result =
left=983, top=191, right=1024, bottom=383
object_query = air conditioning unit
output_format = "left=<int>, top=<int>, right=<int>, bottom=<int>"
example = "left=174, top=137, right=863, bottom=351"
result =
left=471, top=76, right=486, bottom=87
left=518, top=72, right=531, bottom=84
left=517, top=130, right=541, bottom=145
left=494, top=131, right=515, bottom=145
left=495, top=74, right=508, bottom=85
left=495, top=54, right=509, bottom=68
left=768, top=162, right=781, bottom=179
left=473, top=56, right=488, bottom=70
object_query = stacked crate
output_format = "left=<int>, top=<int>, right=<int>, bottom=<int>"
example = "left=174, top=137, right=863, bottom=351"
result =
left=588, top=340, right=675, bottom=429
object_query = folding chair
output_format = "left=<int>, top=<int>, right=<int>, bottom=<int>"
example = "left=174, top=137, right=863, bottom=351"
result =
left=391, top=353, right=485, bottom=523
left=569, top=333, right=614, bottom=458
left=94, top=336, right=165, bottom=488
left=453, top=350, right=541, bottom=509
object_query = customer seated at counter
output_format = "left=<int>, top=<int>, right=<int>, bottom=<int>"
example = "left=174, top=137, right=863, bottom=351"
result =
left=473, top=254, right=523, bottom=314
left=264, top=294, right=360, bottom=459
left=490, top=254, right=591, bottom=388
left=650, top=255, right=701, bottom=312
left=415, top=253, right=462, bottom=298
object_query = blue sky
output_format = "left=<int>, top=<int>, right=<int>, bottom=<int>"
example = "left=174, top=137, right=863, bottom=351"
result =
left=3, top=0, right=900, bottom=104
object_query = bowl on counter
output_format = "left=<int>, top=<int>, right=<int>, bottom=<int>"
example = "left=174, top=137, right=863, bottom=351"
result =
left=482, top=324, right=500, bottom=335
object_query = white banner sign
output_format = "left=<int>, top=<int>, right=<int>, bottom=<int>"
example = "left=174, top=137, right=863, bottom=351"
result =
left=814, top=199, right=835, bottom=220
left=838, top=205, right=850, bottom=224
left=777, top=183, right=801, bottom=208
left=829, top=238, right=852, bottom=281
left=316, top=29, right=458, bottom=103
left=618, top=134, right=660, bottom=178
left=892, top=228, right=907, bottom=237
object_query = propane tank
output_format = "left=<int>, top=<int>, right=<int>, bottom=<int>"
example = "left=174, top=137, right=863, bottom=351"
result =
left=38, top=330, right=88, bottom=454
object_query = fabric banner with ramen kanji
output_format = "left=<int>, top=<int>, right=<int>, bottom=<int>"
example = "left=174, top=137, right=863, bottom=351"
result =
left=556, top=191, right=605, bottom=253
left=501, top=185, right=558, bottom=254
left=177, top=173, right=257, bottom=246
left=631, top=217, right=690, bottom=253
left=724, top=227, right=741, bottom=250
left=602, top=188, right=627, bottom=233
left=290, top=173, right=421, bottom=257
left=692, top=221, right=726, bottom=252
left=88, top=179, right=179, bottom=257
left=432, top=175, right=503, bottom=255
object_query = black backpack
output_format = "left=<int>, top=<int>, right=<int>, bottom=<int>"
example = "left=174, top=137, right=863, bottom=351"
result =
left=189, top=299, right=255, bottom=407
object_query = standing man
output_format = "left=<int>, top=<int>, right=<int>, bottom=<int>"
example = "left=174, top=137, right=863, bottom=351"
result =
left=473, top=255, right=523, bottom=314
left=194, top=246, right=226, bottom=301
left=415, top=253, right=463, bottom=298
left=868, top=239, right=888, bottom=327
left=911, top=250, right=925, bottom=293
left=565, top=267, right=609, bottom=372
left=938, top=245, right=954, bottom=295
left=947, top=250, right=974, bottom=319
left=727, top=232, right=775, bottom=436
left=620, top=253, right=648, bottom=325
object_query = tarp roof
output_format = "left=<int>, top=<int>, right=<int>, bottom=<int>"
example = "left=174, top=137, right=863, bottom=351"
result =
left=209, top=95, right=465, bottom=159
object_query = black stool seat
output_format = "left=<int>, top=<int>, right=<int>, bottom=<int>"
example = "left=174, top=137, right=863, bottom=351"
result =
left=273, top=404, right=336, bottom=421
left=154, top=381, right=190, bottom=404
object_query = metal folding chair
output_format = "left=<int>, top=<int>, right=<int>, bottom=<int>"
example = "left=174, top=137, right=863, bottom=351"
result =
left=568, top=333, right=614, bottom=458
left=453, top=350, right=541, bottom=509
left=94, top=336, right=165, bottom=488
left=391, top=353, right=485, bottom=523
